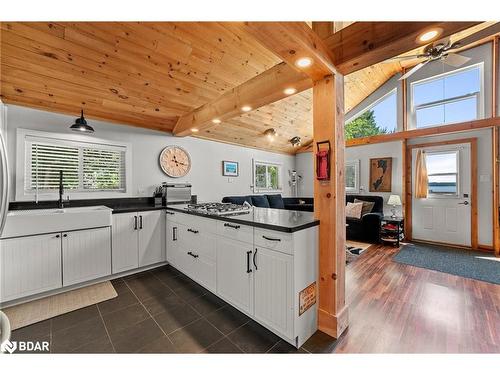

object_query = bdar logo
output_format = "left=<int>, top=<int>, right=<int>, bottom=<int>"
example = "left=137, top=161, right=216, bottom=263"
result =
left=1, top=340, right=17, bottom=354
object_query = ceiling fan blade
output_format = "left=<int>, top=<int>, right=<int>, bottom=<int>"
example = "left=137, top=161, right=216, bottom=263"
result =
left=452, top=22, right=500, bottom=49
left=399, top=60, right=429, bottom=81
left=443, top=53, right=472, bottom=67
left=385, top=54, right=425, bottom=61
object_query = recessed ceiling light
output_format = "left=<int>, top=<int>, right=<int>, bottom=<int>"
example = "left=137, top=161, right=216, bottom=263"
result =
left=212, top=118, right=221, bottom=124
left=295, top=57, right=313, bottom=68
left=418, top=29, right=441, bottom=43
left=241, top=105, right=252, bottom=112
left=283, top=87, right=297, bottom=95
left=191, top=128, right=199, bottom=133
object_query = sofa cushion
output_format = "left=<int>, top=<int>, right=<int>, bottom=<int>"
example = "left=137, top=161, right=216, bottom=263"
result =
left=222, top=196, right=252, bottom=205
left=354, top=198, right=375, bottom=217
left=251, top=195, right=270, bottom=208
left=346, top=202, right=363, bottom=219
left=266, top=194, right=285, bottom=209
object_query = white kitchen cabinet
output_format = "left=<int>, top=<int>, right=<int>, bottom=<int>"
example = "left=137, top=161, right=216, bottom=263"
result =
left=112, top=212, right=139, bottom=273
left=253, top=246, right=294, bottom=340
left=0, top=233, right=62, bottom=302
left=166, top=219, right=181, bottom=267
left=138, top=210, right=165, bottom=267
left=216, top=237, right=254, bottom=315
left=62, top=227, right=112, bottom=286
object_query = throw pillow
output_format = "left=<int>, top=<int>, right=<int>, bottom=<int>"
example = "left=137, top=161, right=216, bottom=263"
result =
left=354, top=199, right=375, bottom=217
left=346, top=202, right=363, bottom=219
left=251, top=195, right=270, bottom=208
left=266, top=194, right=285, bottom=209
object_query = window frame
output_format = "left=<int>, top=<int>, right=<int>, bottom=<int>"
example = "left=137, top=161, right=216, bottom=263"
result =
left=252, top=159, right=283, bottom=193
left=345, top=159, right=360, bottom=193
left=425, top=149, right=460, bottom=198
left=15, top=128, right=132, bottom=201
left=410, top=63, right=484, bottom=129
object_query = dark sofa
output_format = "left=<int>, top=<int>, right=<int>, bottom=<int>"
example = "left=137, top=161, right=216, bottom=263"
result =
left=222, top=194, right=313, bottom=212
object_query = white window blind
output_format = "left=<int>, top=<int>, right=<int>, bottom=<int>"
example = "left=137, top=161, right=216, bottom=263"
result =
left=26, top=138, right=126, bottom=193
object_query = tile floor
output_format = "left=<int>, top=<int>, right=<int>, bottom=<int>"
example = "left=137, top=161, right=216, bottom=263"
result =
left=10, top=265, right=336, bottom=353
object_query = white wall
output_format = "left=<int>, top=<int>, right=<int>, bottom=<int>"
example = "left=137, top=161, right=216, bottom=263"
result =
left=408, top=129, right=493, bottom=246
left=5, top=105, right=296, bottom=203
left=295, top=142, right=404, bottom=216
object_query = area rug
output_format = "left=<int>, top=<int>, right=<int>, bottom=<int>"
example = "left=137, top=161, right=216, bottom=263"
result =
left=393, top=243, right=500, bottom=285
left=346, top=240, right=372, bottom=264
left=2, top=281, right=117, bottom=330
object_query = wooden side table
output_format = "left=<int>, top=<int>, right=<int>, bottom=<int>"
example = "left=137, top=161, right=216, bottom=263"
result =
left=380, top=217, right=404, bottom=246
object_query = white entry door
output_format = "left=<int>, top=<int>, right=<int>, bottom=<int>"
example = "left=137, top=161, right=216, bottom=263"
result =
left=412, top=143, right=472, bottom=246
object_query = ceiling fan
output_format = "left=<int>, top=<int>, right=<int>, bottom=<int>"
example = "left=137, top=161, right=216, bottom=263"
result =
left=389, top=22, right=500, bottom=81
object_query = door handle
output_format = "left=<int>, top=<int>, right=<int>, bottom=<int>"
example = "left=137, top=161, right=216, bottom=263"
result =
left=139, top=215, right=143, bottom=229
left=458, top=201, right=469, bottom=205
left=253, top=248, right=258, bottom=270
left=134, top=216, right=138, bottom=230
left=246, top=250, right=252, bottom=273
left=173, top=226, right=177, bottom=241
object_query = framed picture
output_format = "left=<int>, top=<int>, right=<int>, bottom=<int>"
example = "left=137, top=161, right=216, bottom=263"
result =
left=369, top=157, right=392, bottom=192
left=222, top=161, right=239, bottom=177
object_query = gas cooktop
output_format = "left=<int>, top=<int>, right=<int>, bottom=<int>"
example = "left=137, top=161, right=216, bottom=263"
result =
left=185, top=202, right=252, bottom=216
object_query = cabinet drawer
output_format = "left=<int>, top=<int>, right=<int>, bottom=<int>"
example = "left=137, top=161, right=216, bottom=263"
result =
left=254, top=228, right=293, bottom=255
left=216, top=220, right=253, bottom=244
left=192, top=258, right=216, bottom=293
left=175, top=212, right=217, bottom=234
left=178, top=223, right=216, bottom=261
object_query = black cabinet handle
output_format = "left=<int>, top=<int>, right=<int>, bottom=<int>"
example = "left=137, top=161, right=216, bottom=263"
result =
left=262, top=235, right=281, bottom=242
left=173, top=226, right=178, bottom=241
left=187, top=251, right=199, bottom=259
left=246, top=250, right=252, bottom=273
left=134, top=216, right=138, bottom=230
left=63, top=234, right=68, bottom=238
left=224, top=223, right=240, bottom=229
left=166, top=211, right=175, bottom=215
left=139, top=215, right=143, bottom=230
left=187, top=228, right=199, bottom=234
left=253, top=248, right=258, bottom=270
left=55, top=234, right=60, bottom=238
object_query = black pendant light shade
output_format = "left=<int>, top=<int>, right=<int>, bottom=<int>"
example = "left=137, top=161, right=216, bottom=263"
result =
left=70, top=110, right=94, bottom=133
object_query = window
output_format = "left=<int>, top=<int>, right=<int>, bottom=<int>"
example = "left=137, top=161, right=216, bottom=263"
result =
left=345, top=160, right=359, bottom=193
left=345, top=90, right=398, bottom=140
left=411, top=64, right=483, bottom=129
left=426, top=150, right=459, bottom=196
left=17, top=129, right=131, bottom=200
left=253, top=160, right=282, bottom=192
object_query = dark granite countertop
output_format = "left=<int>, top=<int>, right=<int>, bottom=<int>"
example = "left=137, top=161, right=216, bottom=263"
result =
left=166, top=204, right=319, bottom=233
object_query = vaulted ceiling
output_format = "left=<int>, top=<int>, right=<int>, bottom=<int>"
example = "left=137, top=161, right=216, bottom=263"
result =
left=0, top=22, right=494, bottom=154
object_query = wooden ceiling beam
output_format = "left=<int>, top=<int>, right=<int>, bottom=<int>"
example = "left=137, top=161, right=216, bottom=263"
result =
left=172, top=62, right=311, bottom=136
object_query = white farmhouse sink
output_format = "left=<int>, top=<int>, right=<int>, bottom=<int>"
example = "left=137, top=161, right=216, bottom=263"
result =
left=1, top=206, right=112, bottom=239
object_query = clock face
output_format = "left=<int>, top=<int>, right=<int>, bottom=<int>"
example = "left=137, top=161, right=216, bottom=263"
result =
left=159, top=146, right=191, bottom=178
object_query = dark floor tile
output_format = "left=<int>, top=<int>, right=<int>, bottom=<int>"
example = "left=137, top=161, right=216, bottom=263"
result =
left=151, top=265, right=181, bottom=283
left=153, top=302, right=201, bottom=334
left=301, top=330, right=339, bottom=353
left=109, top=318, right=164, bottom=353
left=227, top=320, right=280, bottom=353
left=188, top=292, right=226, bottom=316
left=168, top=318, right=223, bottom=353
left=205, top=304, right=250, bottom=335
left=51, top=316, right=108, bottom=353
left=98, top=290, right=139, bottom=316
left=159, top=273, right=193, bottom=290
left=71, top=336, right=115, bottom=353
left=268, top=340, right=308, bottom=353
left=136, top=335, right=177, bottom=353
left=142, top=293, right=185, bottom=317
left=51, top=305, right=101, bottom=333
left=110, top=278, right=130, bottom=295
left=125, top=274, right=175, bottom=301
left=168, top=277, right=209, bottom=301
left=203, top=338, right=243, bottom=353
left=11, top=319, right=51, bottom=342
left=101, top=303, right=150, bottom=335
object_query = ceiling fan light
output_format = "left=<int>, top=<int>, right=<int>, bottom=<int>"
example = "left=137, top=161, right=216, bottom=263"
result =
left=70, top=110, right=94, bottom=133
left=241, top=105, right=252, bottom=112
left=212, top=118, right=221, bottom=124
left=283, top=87, right=297, bottom=95
left=295, top=57, right=313, bottom=68
left=418, top=29, right=442, bottom=43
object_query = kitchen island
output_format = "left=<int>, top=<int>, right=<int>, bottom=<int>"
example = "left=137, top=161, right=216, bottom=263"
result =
left=165, top=204, right=319, bottom=347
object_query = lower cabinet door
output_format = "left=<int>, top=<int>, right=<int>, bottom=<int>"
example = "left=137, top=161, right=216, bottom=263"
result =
left=138, top=211, right=165, bottom=267
left=166, top=220, right=183, bottom=268
left=0, top=233, right=62, bottom=302
left=253, top=247, right=294, bottom=340
left=62, top=227, right=112, bottom=286
left=216, top=237, right=254, bottom=315
left=112, top=212, right=139, bottom=273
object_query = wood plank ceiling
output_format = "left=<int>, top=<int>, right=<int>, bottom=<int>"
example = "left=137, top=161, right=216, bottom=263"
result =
left=0, top=22, right=493, bottom=154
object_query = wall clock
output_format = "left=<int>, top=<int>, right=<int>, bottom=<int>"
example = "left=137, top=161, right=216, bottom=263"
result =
left=159, top=146, right=191, bottom=178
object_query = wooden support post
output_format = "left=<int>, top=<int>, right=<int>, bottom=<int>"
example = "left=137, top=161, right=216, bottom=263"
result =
left=313, top=74, right=348, bottom=338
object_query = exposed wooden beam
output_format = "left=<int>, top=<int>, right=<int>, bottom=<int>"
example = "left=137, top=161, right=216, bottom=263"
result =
left=242, top=22, right=337, bottom=81
left=172, top=62, right=311, bottom=136
left=313, top=74, right=348, bottom=338
left=313, top=22, right=335, bottom=39
left=324, top=22, right=480, bottom=75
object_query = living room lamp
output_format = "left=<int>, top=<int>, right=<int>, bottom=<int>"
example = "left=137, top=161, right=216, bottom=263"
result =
left=387, top=194, right=402, bottom=218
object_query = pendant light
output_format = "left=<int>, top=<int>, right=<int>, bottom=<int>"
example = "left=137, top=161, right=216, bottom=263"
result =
left=70, top=110, right=94, bottom=133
